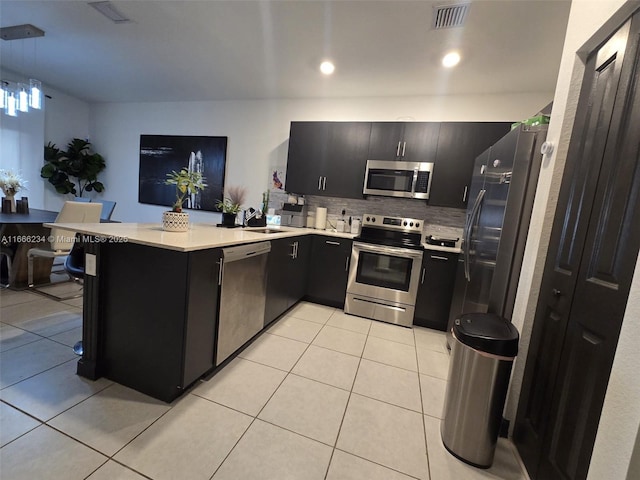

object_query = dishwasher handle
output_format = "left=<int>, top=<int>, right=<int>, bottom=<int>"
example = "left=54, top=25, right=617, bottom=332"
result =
left=222, top=241, right=271, bottom=262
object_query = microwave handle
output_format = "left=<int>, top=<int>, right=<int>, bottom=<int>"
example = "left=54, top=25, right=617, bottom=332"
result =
left=410, top=168, right=419, bottom=197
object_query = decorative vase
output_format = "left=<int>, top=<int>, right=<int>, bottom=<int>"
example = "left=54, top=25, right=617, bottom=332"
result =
left=162, top=211, right=189, bottom=232
left=222, top=212, right=236, bottom=227
left=2, top=195, right=16, bottom=213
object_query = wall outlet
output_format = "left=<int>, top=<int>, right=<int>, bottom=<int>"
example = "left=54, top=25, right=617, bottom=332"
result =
left=85, top=253, right=97, bottom=276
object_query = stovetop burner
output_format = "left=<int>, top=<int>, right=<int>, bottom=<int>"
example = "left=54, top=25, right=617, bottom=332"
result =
left=355, top=214, right=424, bottom=249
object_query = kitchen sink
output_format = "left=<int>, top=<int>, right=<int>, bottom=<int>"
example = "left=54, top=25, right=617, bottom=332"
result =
left=248, top=228, right=284, bottom=234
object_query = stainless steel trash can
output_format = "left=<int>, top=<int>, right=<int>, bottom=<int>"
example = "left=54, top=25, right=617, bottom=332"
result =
left=441, top=313, right=519, bottom=468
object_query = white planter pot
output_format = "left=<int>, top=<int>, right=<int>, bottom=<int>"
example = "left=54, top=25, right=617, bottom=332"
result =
left=162, top=211, right=189, bottom=232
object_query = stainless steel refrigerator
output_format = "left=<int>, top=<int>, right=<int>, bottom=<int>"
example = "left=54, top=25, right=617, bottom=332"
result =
left=448, top=124, right=548, bottom=335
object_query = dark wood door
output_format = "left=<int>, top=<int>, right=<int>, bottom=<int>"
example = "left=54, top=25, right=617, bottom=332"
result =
left=324, top=122, right=371, bottom=198
left=413, top=251, right=459, bottom=331
left=430, top=122, right=511, bottom=208
left=514, top=15, right=640, bottom=480
left=306, top=236, right=352, bottom=308
left=264, top=238, right=294, bottom=326
left=183, top=249, right=220, bottom=387
left=401, top=122, right=440, bottom=162
left=285, top=122, right=329, bottom=195
left=368, top=122, right=405, bottom=160
left=289, top=235, right=310, bottom=306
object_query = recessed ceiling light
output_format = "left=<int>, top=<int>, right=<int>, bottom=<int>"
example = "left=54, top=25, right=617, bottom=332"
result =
left=320, top=61, right=335, bottom=75
left=442, top=52, right=461, bottom=68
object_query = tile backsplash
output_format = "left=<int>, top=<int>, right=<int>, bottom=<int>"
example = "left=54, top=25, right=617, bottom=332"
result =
left=270, top=191, right=466, bottom=230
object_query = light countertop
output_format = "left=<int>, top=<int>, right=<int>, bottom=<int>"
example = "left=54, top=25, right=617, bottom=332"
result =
left=47, top=222, right=355, bottom=252
left=50, top=221, right=462, bottom=253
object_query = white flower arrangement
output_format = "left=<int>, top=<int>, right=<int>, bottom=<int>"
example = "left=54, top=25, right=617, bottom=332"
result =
left=0, top=170, right=27, bottom=197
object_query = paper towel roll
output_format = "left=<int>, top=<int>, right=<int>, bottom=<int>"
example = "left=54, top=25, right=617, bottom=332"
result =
left=315, top=207, right=327, bottom=230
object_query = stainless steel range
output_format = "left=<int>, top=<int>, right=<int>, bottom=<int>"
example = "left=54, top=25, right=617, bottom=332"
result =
left=345, top=214, right=424, bottom=327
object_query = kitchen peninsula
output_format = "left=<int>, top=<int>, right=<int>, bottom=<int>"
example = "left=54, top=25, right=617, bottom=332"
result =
left=52, top=221, right=459, bottom=402
left=50, top=222, right=354, bottom=402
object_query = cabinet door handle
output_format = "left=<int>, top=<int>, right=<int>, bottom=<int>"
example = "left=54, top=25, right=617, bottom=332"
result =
left=345, top=256, right=350, bottom=272
left=421, top=267, right=426, bottom=284
left=294, top=241, right=299, bottom=259
left=402, top=141, right=406, bottom=157
left=430, top=255, right=449, bottom=261
left=289, top=242, right=296, bottom=258
left=322, top=177, right=327, bottom=190
left=396, top=141, right=401, bottom=157
left=318, top=176, right=322, bottom=190
left=325, top=240, right=340, bottom=246
left=463, top=186, right=468, bottom=202
left=217, top=258, right=224, bottom=286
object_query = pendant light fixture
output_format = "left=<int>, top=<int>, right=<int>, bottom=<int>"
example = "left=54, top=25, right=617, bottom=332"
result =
left=0, top=23, right=45, bottom=118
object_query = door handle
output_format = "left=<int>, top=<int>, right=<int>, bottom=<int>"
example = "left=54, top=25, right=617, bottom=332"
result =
left=289, top=242, right=296, bottom=258
left=322, top=177, right=327, bottom=190
left=396, top=141, right=401, bottom=157
left=462, top=186, right=468, bottom=202
left=318, top=176, right=322, bottom=190
left=217, top=258, right=224, bottom=286
left=345, top=256, right=350, bottom=272
left=325, top=240, right=340, bottom=246
left=421, top=267, right=426, bottom=284
left=552, top=288, right=562, bottom=297
left=430, top=255, right=449, bottom=261
left=401, top=141, right=406, bottom=157
left=294, top=241, right=298, bottom=259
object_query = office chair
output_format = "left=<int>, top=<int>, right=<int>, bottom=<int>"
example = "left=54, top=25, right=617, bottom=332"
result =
left=27, top=201, right=101, bottom=297
left=95, top=200, right=116, bottom=221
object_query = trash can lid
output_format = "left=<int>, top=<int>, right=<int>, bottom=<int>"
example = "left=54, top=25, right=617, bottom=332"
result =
left=454, top=313, right=519, bottom=357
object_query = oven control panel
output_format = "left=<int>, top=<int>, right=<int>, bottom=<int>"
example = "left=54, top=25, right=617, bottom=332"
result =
left=362, top=214, right=423, bottom=233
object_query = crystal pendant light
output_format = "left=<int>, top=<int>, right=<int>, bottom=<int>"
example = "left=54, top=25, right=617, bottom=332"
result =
left=5, top=90, right=18, bottom=117
left=0, top=82, right=6, bottom=109
left=29, top=79, right=42, bottom=109
left=17, top=83, right=29, bottom=112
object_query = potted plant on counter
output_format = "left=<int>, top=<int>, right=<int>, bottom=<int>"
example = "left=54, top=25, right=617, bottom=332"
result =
left=216, top=185, right=246, bottom=227
left=163, top=168, right=207, bottom=232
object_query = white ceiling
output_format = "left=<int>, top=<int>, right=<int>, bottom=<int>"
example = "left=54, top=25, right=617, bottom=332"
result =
left=0, top=0, right=571, bottom=103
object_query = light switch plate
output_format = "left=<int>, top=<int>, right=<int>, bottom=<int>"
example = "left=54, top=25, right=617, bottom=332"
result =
left=85, top=253, right=97, bottom=276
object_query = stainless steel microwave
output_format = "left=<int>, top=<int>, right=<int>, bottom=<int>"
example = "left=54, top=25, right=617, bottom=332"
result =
left=363, top=160, right=434, bottom=199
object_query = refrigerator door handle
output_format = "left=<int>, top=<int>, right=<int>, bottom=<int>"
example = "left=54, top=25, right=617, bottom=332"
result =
left=464, top=189, right=485, bottom=281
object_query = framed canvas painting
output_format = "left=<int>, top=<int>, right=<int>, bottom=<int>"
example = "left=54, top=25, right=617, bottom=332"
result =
left=139, top=134, right=227, bottom=212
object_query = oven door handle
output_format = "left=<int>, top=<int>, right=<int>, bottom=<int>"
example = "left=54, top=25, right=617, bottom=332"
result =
left=353, top=242, right=424, bottom=259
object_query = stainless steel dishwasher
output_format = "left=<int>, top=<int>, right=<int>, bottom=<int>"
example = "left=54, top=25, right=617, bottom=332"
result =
left=216, top=241, right=271, bottom=365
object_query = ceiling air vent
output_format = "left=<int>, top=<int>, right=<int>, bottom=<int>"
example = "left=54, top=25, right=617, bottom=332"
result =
left=433, top=3, right=469, bottom=29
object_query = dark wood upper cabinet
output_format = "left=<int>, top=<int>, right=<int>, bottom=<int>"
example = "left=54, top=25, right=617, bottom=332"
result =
left=286, top=122, right=371, bottom=199
left=368, top=122, right=440, bottom=162
left=429, top=122, right=512, bottom=208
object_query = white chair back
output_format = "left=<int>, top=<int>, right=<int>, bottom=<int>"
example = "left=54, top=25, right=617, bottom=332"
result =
left=50, top=201, right=102, bottom=251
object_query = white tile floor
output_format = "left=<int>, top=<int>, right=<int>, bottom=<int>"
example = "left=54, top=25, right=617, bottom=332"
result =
left=0, top=288, right=528, bottom=480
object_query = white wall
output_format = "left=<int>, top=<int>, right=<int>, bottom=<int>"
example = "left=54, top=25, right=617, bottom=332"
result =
left=504, top=1, right=640, bottom=479
left=90, top=92, right=550, bottom=223
left=43, top=87, right=91, bottom=211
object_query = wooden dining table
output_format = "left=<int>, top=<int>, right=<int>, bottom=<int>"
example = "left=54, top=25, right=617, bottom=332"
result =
left=0, top=209, right=59, bottom=288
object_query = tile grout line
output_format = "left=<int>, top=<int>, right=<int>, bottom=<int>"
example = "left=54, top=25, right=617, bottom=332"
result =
left=208, top=307, right=335, bottom=480
left=322, top=313, right=370, bottom=480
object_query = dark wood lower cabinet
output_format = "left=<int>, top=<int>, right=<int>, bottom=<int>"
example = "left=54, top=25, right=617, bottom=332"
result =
left=264, top=236, right=310, bottom=326
left=514, top=12, right=640, bottom=480
left=306, top=235, right=352, bottom=308
left=413, top=251, right=458, bottom=331
left=98, top=243, right=220, bottom=402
